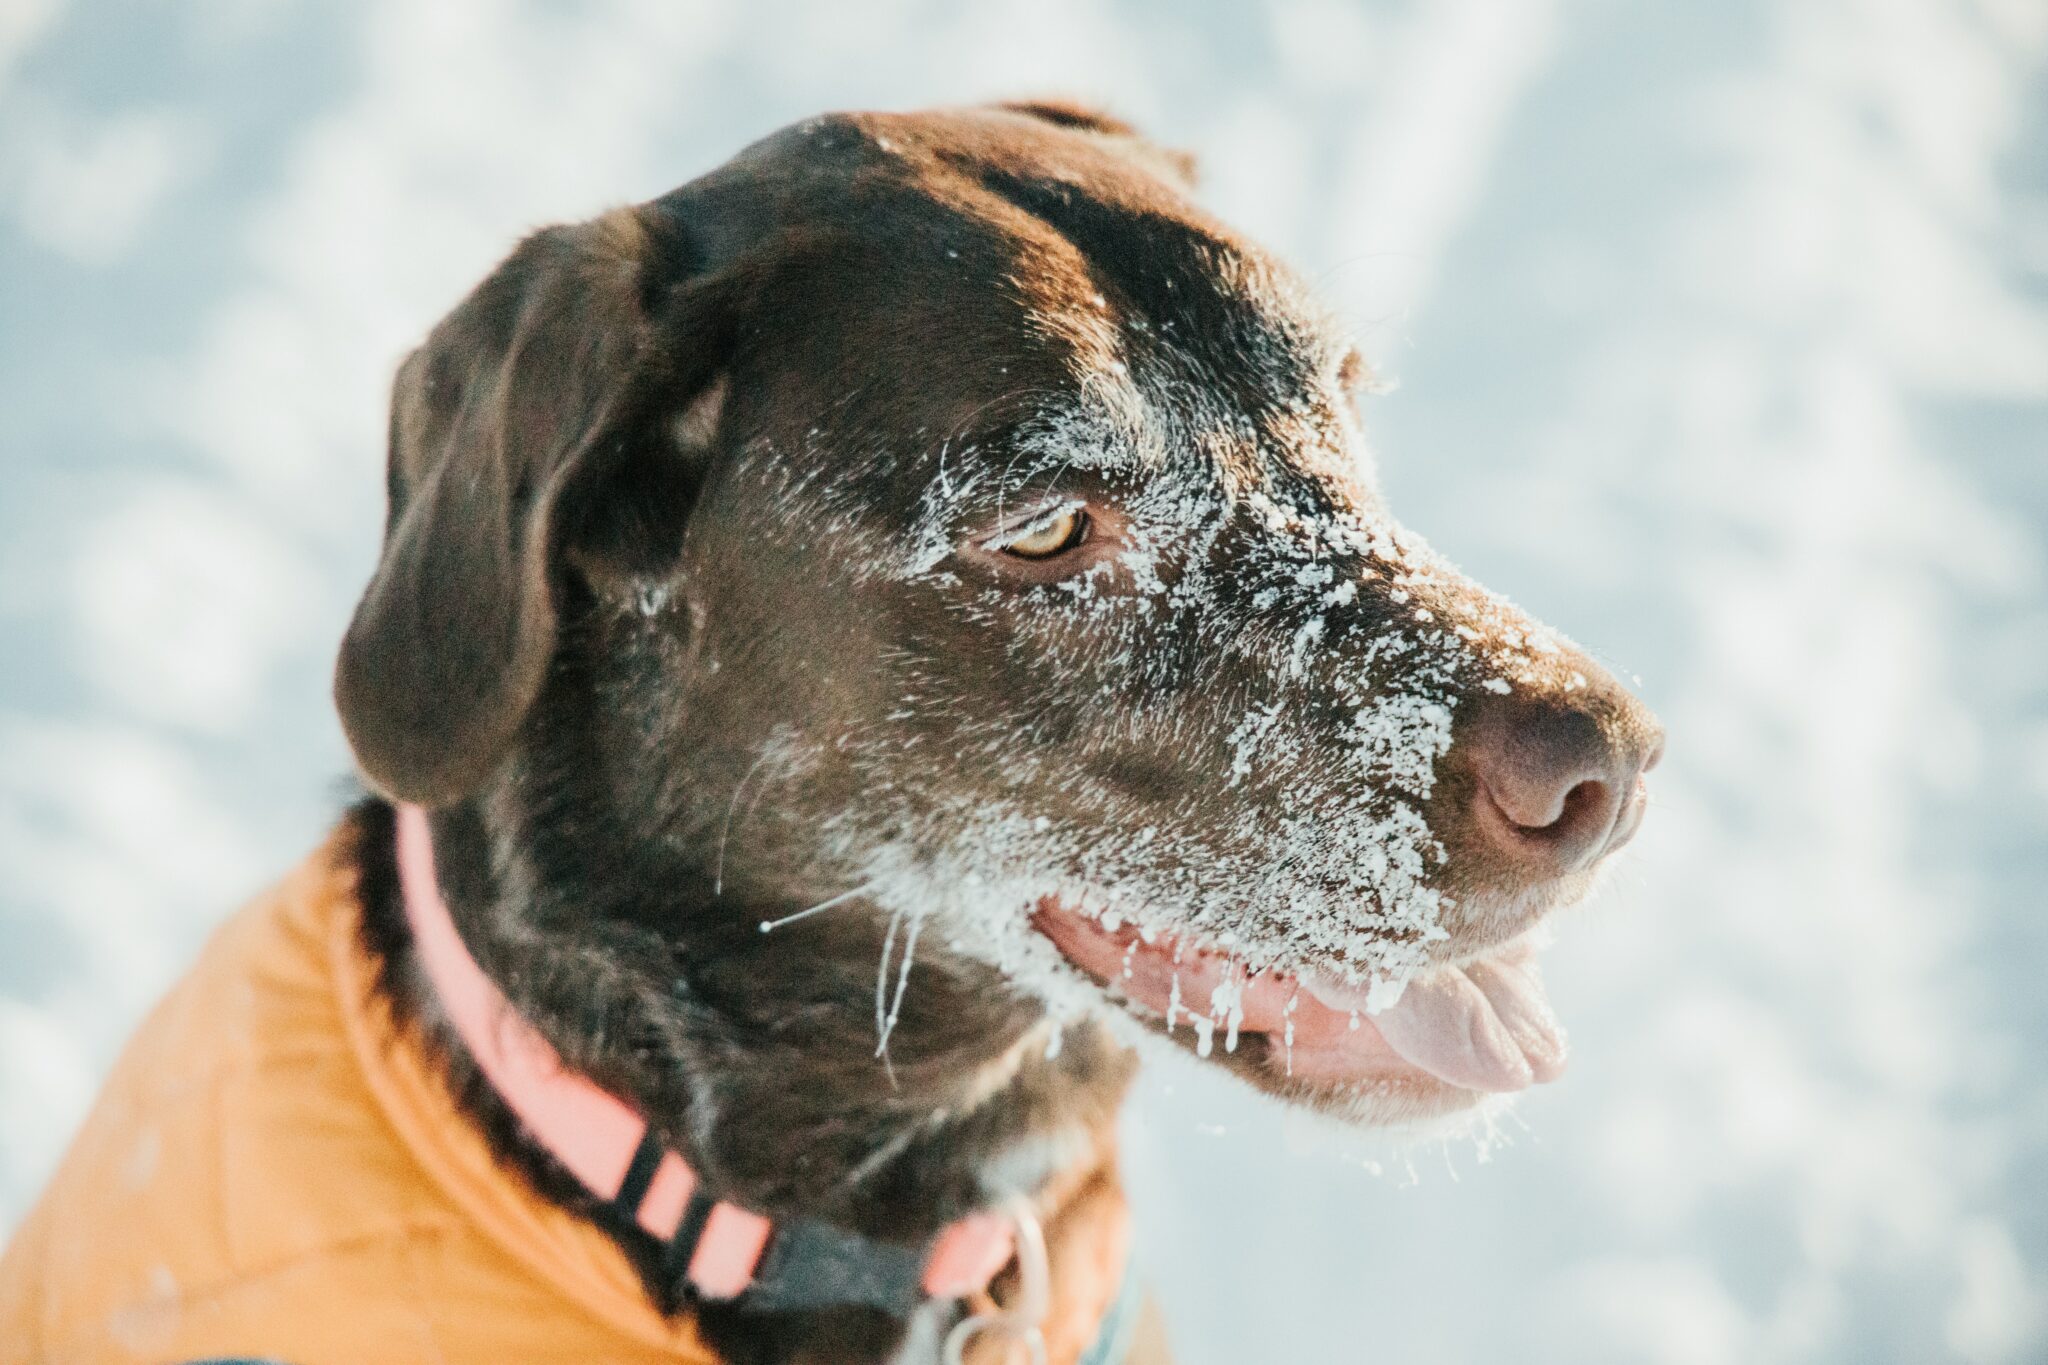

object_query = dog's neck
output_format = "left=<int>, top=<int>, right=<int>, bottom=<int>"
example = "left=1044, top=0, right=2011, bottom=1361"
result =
left=355, top=796, right=1134, bottom=1359
left=395, top=798, right=1029, bottom=1309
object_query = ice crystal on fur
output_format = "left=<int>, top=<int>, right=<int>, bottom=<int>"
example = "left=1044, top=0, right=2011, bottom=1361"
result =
left=820, top=289, right=1595, bottom=1113
left=849, top=384, right=1556, bottom=1057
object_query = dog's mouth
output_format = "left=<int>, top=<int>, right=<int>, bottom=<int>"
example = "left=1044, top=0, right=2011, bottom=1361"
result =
left=1032, top=899, right=1567, bottom=1097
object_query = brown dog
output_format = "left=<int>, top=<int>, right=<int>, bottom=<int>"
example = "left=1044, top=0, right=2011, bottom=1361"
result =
left=2, top=101, right=1660, bottom=1364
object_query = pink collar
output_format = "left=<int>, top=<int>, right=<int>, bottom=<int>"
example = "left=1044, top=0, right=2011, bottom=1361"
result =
left=393, top=802, right=1014, bottom=1306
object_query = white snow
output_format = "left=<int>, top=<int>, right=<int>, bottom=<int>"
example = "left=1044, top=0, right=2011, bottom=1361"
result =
left=2, top=4, right=2043, bottom=1365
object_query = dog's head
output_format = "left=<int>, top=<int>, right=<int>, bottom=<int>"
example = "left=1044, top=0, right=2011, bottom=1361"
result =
left=338, top=103, right=1661, bottom=1137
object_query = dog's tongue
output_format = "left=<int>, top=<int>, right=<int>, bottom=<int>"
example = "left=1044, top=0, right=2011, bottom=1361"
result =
left=1036, top=901, right=1569, bottom=1093
left=1309, top=953, right=1567, bottom=1092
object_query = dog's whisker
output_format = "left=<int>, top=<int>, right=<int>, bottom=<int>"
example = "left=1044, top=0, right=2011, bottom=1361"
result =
left=874, top=908, right=903, bottom=1089
left=881, top=913, right=922, bottom=1061
left=757, top=882, right=875, bottom=934
left=842, top=1124, right=917, bottom=1190
left=715, top=746, right=778, bottom=896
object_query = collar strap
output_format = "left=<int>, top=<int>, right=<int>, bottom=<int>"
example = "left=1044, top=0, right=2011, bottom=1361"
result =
left=394, top=803, right=1015, bottom=1312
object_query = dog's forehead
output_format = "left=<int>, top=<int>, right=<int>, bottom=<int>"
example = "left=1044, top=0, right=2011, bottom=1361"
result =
left=707, top=110, right=1362, bottom=500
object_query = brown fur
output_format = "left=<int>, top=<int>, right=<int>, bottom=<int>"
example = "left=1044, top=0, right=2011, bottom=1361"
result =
left=332, top=101, right=1659, bottom=1364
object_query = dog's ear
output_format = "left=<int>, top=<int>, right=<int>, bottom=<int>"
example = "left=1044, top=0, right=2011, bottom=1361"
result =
left=997, top=98, right=1200, bottom=189
left=335, top=206, right=729, bottom=806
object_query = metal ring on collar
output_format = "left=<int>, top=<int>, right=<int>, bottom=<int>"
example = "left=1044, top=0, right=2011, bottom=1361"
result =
left=942, top=1197, right=1050, bottom=1365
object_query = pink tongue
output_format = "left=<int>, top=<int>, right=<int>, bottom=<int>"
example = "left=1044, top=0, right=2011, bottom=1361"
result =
left=1309, top=954, right=1567, bottom=1093
left=1032, top=902, right=1570, bottom=1095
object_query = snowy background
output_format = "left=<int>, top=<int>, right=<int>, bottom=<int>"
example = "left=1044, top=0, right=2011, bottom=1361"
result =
left=3, top=1, right=2045, bottom=1361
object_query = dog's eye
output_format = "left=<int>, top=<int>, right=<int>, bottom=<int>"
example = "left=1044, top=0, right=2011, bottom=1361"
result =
left=992, top=506, right=1089, bottom=560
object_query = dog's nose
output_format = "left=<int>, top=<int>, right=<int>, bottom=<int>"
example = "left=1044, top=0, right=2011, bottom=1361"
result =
left=1464, top=679, right=1663, bottom=875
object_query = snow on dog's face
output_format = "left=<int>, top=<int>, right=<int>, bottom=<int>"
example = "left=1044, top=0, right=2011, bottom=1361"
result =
left=642, top=110, right=1665, bottom=1128
left=341, top=105, right=1663, bottom=1137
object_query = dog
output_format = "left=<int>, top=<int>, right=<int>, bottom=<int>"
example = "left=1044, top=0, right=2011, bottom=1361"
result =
left=0, top=101, right=1662, bottom=1365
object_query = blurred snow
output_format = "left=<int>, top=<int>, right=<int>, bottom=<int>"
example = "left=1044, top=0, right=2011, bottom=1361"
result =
left=2, top=2, right=2043, bottom=1361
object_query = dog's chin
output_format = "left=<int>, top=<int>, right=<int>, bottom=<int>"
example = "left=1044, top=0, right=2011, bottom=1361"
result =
left=1031, top=898, right=1572, bottom=1127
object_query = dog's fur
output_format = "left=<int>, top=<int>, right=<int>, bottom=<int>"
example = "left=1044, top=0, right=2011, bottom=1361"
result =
left=329, top=102, right=1660, bottom=1364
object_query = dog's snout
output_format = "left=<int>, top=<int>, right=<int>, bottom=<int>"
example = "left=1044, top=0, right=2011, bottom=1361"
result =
left=1465, top=676, right=1663, bottom=875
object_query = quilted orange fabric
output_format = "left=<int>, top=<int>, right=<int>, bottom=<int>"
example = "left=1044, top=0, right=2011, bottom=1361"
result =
left=0, top=823, right=1142, bottom=1364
